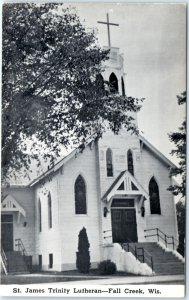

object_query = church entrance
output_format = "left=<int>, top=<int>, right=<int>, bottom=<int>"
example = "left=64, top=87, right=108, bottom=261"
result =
left=1, top=214, right=14, bottom=251
left=111, top=199, right=138, bottom=243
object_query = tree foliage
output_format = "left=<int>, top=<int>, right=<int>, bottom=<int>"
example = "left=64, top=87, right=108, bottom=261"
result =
left=168, top=91, right=186, bottom=197
left=176, top=200, right=185, bottom=256
left=76, top=227, right=90, bottom=273
left=2, top=3, right=143, bottom=181
left=168, top=92, right=186, bottom=256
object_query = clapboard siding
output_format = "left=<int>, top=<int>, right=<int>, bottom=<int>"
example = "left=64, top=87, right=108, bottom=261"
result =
left=137, top=145, right=178, bottom=240
left=58, top=142, right=101, bottom=270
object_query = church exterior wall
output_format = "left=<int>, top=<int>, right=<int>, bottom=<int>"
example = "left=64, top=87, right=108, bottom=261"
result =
left=34, top=175, right=62, bottom=271
left=97, top=131, right=147, bottom=244
left=137, top=145, right=178, bottom=243
left=98, top=130, right=140, bottom=196
left=57, top=142, right=101, bottom=270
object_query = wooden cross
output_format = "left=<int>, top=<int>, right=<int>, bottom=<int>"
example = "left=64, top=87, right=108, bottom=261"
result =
left=98, top=13, right=119, bottom=48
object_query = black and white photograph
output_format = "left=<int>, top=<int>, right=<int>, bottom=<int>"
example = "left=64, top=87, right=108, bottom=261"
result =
left=1, top=2, right=186, bottom=297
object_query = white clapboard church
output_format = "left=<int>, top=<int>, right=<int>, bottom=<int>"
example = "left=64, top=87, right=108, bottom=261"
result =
left=1, top=17, right=185, bottom=276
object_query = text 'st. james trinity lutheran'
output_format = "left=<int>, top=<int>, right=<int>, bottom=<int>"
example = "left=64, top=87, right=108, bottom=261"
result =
left=1, top=14, right=185, bottom=276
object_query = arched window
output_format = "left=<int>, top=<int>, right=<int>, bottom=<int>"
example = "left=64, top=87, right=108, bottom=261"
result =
left=121, top=76, right=125, bottom=96
left=48, top=193, right=52, bottom=228
left=109, top=72, right=118, bottom=93
left=149, top=177, right=161, bottom=214
left=38, top=199, right=42, bottom=232
left=106, top=148, right=113, bottom=177
left=127, top=150, right=134, bottom=176
left=75, top=175, right=87, bottom=214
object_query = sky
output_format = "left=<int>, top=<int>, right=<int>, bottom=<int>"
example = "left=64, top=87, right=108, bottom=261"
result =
left=68, top=2, right=186, bottom=164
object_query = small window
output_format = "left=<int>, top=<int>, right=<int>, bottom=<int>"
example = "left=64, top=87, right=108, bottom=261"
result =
left=149, top=177, right=161, bottom=214
left=121, top=76, right=125, bottom=96
left=39, top=255, right=42, bottom=271
left=48, top=193, right=52, bottom=228
left=38, top=199, right=42, bottom=232
left=49, top=253, right=53, bottom=269
left=75, top=175, right=87, bottom=214
left=106, top=148, right=113, bottom=177
left=127, top=150, right=134, bottom=176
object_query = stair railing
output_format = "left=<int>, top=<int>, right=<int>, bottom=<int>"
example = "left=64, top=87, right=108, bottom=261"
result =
left=121, top=241, right=154, bottom=272
left=15, top=238, right=27, bottom=256
left=1, top=247, right=8, bottom=275
left=144, top=228, right=185, bottom=252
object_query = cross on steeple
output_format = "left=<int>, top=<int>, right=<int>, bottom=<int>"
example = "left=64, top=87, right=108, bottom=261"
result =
left=98, top=13, right=119, bottom=48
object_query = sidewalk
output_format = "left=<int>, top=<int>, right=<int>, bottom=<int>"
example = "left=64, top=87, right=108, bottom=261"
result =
left=1, top=273, right=185, bottom=285
left=43, top=274, right=185, bottom=285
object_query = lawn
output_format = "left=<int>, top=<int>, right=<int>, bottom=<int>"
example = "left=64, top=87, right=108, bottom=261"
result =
left=1, top=269, right=135, bottom=285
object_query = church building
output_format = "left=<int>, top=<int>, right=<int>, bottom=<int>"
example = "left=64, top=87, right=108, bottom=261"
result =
left=1, top=44, right=184, bottom=275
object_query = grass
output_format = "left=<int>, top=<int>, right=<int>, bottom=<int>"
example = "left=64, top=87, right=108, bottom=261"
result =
left=1, top=269, right=136, bottom=285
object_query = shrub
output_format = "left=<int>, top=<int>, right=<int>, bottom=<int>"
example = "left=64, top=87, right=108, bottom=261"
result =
left=76, top=227, right=91, bottom=273
left=98, top=260, right=117, bottom=275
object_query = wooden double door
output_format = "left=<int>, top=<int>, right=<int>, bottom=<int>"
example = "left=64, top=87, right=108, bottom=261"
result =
left=111, top=207, right=138, bottom=243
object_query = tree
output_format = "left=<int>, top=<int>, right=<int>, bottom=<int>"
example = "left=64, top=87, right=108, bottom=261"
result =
left=168, top=91, right=186, bottom=256
left=168, top=92, right=186, bottom=197
left=2, top=3, right=143, bottom=181
left=76, top=227, right=90, bottom=273
left=176, top=201, right=185, bottom=256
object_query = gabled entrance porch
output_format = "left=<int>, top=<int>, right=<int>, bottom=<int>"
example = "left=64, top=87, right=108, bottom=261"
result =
left=101, top=170, right=149, bottom=244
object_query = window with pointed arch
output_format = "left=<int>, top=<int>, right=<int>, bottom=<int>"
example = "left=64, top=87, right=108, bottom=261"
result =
left=127, top=150, right=134, bottom=176
left=121, top=76, right=125, bottom=96
left=75, top=175, right=87, bottom=214
left=109, top=72, right=118, bottom=93
left=106, top=148, right=113, bottom=177
left=48, top=193, right=52, bottom=228
left=38, top=199, right=42, bottom=232
left=149, top=177, right=161, bottom=214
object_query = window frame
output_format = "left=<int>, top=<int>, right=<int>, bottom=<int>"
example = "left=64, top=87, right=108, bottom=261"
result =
left=127, top=149, right=134, bottom=176
left=74, top=175, right=87, bottom=215
left=48, top=192, right=52, bottom=229
left=106, top=148, right=114, bottom=177
left=149, top=177, right=161, bottom=215
left=38, top=198, right=42, bottom=233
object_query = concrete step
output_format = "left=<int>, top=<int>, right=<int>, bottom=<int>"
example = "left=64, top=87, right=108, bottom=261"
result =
left=5, top=251, right=30, bottom=274
left=122, top=242, right=185, bottom=275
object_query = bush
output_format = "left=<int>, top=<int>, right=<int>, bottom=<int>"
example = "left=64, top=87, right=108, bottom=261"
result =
left=76, top=227, right=91, bottom=273
left=98, top=260, right=117, bottom=275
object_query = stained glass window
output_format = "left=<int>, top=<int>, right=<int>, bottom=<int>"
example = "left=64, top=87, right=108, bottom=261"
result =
left=106, top=148, right=113, bottom=177
left=127, top=150, right=134, bottom=175
left=149, top=177, right=161, bottom=214
left=75, top=175, right=87, bottom=214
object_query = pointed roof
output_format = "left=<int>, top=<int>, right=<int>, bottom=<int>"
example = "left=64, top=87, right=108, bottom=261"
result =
left=139, top=135, right=177, bottom=169
left=28, top=134, right=176, bottom=187
left=1, top=194, right=26, bottom=217
left=101, top=170, right=149, bottom=202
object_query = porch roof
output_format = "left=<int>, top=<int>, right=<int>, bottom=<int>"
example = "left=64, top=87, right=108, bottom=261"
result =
left=101, top=170, right=149, bottom=202
left=1, top=195, right=26, bottom=217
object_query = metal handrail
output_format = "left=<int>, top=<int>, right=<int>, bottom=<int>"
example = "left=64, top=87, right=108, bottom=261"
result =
left=121, top=242, right=154, bottom=272
left=1, top=247, right=8, bottom=275
left=144, top=228, right=185, bottom=251
left=15, top=238, right=27, bottom=256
